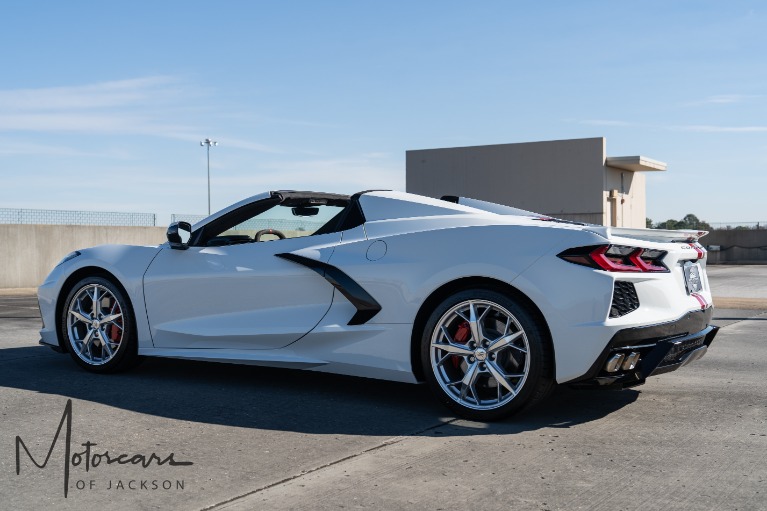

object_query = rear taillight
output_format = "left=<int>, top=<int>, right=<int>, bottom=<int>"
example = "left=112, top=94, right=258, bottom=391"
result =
left=558, top=245, right=669, bottom=273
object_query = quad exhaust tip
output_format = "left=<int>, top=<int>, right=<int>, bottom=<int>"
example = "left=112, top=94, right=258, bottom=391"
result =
left=622, top=352, right=640, bottom=370
left=605, top=351, right=641, bottom=373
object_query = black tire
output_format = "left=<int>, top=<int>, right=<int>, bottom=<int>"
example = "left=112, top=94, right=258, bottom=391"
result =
left=420, top=288, right=554, bottom=421
left=60, top=276, right=139, bottom=373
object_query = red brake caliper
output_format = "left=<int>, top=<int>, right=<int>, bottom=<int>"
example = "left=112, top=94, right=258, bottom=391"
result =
left=452, top=321, right=471, bottom=368
left=109, top=306, right=121, bottom=343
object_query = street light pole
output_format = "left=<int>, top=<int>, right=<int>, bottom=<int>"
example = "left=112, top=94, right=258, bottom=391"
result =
left=200, top=138, right=218, bottom=215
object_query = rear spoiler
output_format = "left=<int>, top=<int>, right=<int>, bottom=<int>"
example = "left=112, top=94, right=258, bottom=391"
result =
left=586, top=226, right=708, bottom=243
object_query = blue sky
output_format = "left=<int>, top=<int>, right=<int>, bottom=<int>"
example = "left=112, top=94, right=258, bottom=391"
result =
left=1, top=1, right=765, bottom=224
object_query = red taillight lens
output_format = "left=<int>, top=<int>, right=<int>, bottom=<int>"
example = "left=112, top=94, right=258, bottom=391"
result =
left=558, top=245, right=669, bottom=273
left=591, top=245, right=641, bottom=272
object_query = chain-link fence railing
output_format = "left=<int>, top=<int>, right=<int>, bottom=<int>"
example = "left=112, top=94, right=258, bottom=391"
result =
left=0, top=208, right=156, bottom=226
left=171, top=214, right=324, bottom=232
left=709, top=222, right=766, bottom=230
left=232, top=218, right=324, bottom=232
left=171, top=214, right=207, bottom=226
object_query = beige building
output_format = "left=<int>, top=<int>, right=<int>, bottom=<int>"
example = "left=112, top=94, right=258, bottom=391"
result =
left=406, top=137, right=666, bottom=228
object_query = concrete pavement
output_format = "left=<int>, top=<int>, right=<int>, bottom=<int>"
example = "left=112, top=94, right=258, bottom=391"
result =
left=0, top=265, right=765, bottom=510
left=708, top=265, right=767, bottom=309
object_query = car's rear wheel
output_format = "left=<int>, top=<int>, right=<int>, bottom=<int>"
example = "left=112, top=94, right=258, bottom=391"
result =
left=61, top=276, right=138, bottom=373
left=421, top=288, right=553, bottom=421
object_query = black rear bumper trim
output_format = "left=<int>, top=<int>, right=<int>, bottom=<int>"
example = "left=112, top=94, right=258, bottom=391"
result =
left=566, top=308, right=718, bottom=387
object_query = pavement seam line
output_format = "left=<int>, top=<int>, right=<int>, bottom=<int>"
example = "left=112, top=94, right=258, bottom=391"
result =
left=199, top=418, right=458, bottom=511
left=716, top=310, right=767, bottom=327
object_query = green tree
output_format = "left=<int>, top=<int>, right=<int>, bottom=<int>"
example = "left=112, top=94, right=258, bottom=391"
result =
left=679, top=214, right=712, bottom=230
left=656, top=219, right=678, bottom=230
left=651, top=214, right=712, bottom=230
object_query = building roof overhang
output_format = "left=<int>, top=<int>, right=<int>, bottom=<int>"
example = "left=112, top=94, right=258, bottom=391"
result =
left=605, top=156, right=667, bottom=172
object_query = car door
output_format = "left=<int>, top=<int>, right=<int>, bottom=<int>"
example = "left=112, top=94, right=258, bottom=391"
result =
left=143, top=192, right=350, bottom=350
left=143, top=232, right=340, bottom=350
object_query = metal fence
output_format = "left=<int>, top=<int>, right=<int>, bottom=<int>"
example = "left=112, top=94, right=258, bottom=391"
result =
left=0, top=208, right=156, bottom=227
left=8, top=206, right=762, bottom=232
left=171, top=214, right=323, bottom=232
left=171, top=214, right=207, bottom=225
left=708, top=222, right=766, bottom=231
left=232, top=218, right=324, bottom=232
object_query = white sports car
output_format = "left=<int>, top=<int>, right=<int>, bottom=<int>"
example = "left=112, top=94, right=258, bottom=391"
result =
left=38, top=190, right=718, bottom=420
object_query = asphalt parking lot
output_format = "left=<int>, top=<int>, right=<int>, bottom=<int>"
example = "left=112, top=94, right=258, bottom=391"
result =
left=1, top=267, right=765, bottom=511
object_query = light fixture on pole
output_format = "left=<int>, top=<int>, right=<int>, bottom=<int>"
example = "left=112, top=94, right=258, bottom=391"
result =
left=200, top=138, right=218, bottom=215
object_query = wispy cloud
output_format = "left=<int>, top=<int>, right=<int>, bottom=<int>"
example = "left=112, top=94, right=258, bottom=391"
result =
left=161, top=132, right=281, bottom=153
left=0, top=76, right=182, bottom=111
left=0, top=77, right=285, bottom=154
left=0, top=77, right=200, bottom=138
left=216, top=111, right=337, bottom=129
left=215, top=155, right=404, bottom=192
left=669, top=124, right=767, bottom=133
left=222, top=138, right=282, bottom=153
left=683, top=94, right=762, bottom=107
left=575, top=118, right=767, bottom=133
left=577, top=119, right=636, bottom=127
left=0, top=139, right=131, bottom=158
left=0, top=112, right=191, bottom=134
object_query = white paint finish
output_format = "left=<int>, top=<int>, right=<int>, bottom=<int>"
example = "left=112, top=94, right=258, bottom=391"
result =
left=451, top=196, right=538, bottom=216
left=342, top=223, right=580, bottom=326
left=143, top=232, right=342, bottom=349
left=590, top=226, right=707, bottom=243
left=514, top=232, right=713, bottom=382
left=36, top=189, right=714, bottom=387
left=37, top=244, right=163, bottom=349
left=358, top=190, right=480, bottom=221
left=293, top=291, right=417, bottom=382
left=362, top=211, right=587, bottom=241
left=339, top=223, right=367, bottom=243
left=365, top=240, right=387, bottom=261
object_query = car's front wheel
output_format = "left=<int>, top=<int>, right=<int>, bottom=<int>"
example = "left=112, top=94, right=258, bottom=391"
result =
left=421, top=289, right=553, bottom=421
left=61, top=276, right=138, bottom=373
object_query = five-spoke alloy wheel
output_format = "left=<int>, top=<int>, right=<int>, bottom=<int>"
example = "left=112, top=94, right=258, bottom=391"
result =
left=61, top=276, right=138, bottom=372
left=421, top=289, right=553, bottom=421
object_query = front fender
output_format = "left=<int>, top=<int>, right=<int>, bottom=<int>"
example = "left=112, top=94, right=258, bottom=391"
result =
left=38, top=244, right=163, bottom=350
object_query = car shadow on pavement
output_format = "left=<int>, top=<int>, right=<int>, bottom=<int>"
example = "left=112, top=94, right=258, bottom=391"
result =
left=0, top=346, right=639, bottom=437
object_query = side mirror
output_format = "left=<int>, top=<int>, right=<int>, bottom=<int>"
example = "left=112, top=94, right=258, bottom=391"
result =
left=167, top=222, right=192, bottom=250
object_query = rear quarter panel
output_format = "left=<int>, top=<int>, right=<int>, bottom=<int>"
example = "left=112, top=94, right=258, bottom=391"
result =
left=340, top=222, right=582, bottom=324
left=331, top=219, right=623, bottom=383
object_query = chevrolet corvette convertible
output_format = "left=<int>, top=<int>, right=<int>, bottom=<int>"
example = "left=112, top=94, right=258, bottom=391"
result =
left=38, top=190, right=718, bottom=420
